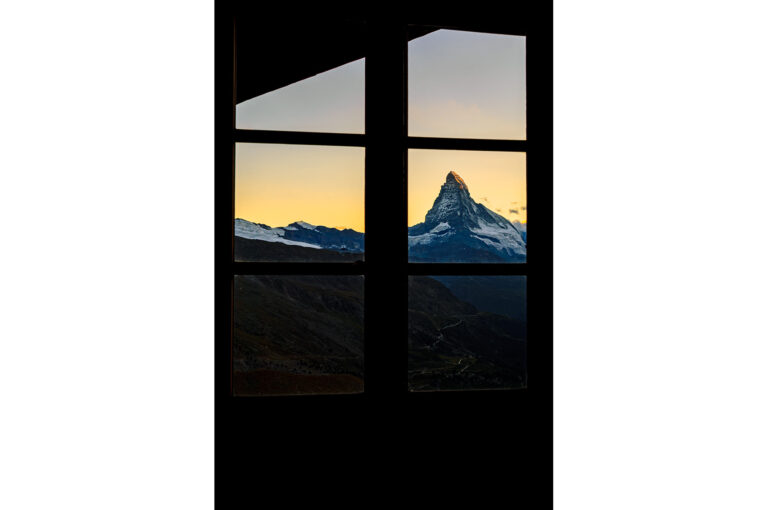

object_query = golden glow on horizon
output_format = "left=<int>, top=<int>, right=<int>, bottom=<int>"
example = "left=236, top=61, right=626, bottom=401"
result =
left=408, top=149, right=526, bottom=227
left=235, top=144, right=365, bottom=232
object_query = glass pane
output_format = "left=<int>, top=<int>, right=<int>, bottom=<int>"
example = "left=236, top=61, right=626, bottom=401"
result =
left=408, top=149, right=526, bottom=263
left=408, top=29, right=526, bottom=140
left=233, top=275, right=364, bottom=396
left=408, top=276, right=526, bottom=392
left=236, top=59, right=365, bottom=134
left=235, top=143, right=365, bottom=262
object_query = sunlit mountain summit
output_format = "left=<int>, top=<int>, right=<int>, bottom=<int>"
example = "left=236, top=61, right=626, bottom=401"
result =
left=408, top=171, right=526, bottom=262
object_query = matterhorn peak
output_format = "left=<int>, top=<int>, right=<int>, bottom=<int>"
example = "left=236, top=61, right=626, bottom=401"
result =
left=445, top=171, right=469, bottom=191
left=409, top=170, right=526, bottom=262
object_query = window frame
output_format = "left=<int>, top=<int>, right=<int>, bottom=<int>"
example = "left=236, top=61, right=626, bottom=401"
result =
left=216, top=7, right=552, bottom=504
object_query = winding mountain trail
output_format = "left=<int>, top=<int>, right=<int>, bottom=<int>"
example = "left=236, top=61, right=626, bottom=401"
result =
left=440, top=320, right=464, bottom=331
left=427, top=319, right=465, bottom=350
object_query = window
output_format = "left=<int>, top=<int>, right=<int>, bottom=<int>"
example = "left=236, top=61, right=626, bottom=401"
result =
left=217, top=8, right=551, bottom=504
left=405, top=29, right=529, bottom=391
left=233, top=274, right=364, bottom=396
left=231, top=17, right=368, bottom=396
left=234, top=143, right=365, bottom=263
left=236, top=58, right=365, bottom=133
left=408, top=29, right=526, bottom=140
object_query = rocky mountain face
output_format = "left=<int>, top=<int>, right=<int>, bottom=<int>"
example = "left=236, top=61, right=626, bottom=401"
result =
left=409, top=171, right=526, bottom=262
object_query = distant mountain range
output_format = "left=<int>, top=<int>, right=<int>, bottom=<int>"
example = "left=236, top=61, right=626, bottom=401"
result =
left=234, top=219, right=364, bottom=262
left=235, top=218, right=364, bottom=251
left=234, top=170, right=526, bottom=263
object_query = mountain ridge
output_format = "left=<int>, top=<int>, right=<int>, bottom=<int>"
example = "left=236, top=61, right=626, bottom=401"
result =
left=235, top=218, right=364, bottom=253
left=234, top=171, right=524, bottom=263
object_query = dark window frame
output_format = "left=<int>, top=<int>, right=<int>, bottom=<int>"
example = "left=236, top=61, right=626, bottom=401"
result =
left=217, top=7, right=552, bottom=505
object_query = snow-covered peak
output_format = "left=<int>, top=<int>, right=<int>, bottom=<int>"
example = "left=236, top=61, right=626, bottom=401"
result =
left=408, top=172, right=526, bottom=262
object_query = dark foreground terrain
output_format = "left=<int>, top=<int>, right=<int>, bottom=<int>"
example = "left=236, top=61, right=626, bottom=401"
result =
left=408, top=276, right=527, bottom=391
left=233, top=273, right=525, bottom=394
left=433, top=275, right=527, bottom=322
left=233, top=275, right=364, bottom=395
left=234, top=236, right=364, bottom=262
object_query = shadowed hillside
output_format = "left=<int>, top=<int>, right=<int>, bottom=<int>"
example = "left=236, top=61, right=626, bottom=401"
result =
left=408, top=276, right=526, bottom=391
left=433, top=275, right=527, bottom=322
left=233, top=275, right=364, bottom=395
left=234, top=236, right=363, bottom=262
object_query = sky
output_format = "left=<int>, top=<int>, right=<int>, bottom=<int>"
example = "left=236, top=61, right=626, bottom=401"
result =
left=235, top=143, right=365, bottom=232
left=236, top=59, right=365, bottom=133
left=409, top=150, right=526, bottom=226
left=409, top=30, right=526, bottom=140
left=235, top=29, right=526, bottom=231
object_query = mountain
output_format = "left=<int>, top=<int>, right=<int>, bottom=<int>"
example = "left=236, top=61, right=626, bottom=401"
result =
left=408, top=276, right=527, bottom=391
left=233, top=274, right=524, bottom=394
left=233, top=275, right=364, bottom=396
left=408, top=171, right=526, bottom=262
left=234, top=218, right=364, bottom=261
left=433, top=275, right=527, bottom=323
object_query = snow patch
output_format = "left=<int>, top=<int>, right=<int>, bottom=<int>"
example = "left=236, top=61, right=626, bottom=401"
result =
left=234, top=219, right=322, bottom=249
left=294, top=221, right=317, bottom=230
left=469, top=219, right=526, bottom=256
left=408, top=223, right=454, bottom=247
left=431, top=222, right=451, bottom=233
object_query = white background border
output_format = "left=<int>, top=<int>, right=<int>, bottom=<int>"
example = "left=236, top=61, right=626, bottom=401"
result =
left=1, top=2, right=766, bottom=508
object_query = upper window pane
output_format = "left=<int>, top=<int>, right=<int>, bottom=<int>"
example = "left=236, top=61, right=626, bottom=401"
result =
left=408, top=30, right=526, bottom=140
left=236, top=59, right=365, bottom=134
left=235, top=143, right=365, bottom=262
